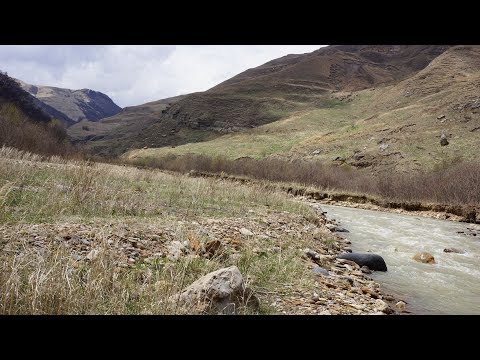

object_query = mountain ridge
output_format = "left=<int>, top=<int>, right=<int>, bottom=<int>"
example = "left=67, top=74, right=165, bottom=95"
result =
left=16, top=79, right=122, bottom=126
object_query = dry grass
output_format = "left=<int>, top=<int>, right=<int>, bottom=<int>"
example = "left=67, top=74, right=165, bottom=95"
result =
left=128, top=153, right=480, bottom=207
left=0, top=147, right=311, bottom=224
left=0, top=147, right=322, bottom=314
left=0, top=236, right=313, bottom=315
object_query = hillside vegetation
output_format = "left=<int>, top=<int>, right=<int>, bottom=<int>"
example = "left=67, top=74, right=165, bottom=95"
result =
left=126, top=46, right=480, bottom=173
left=0, top=72, right=76, bottom=157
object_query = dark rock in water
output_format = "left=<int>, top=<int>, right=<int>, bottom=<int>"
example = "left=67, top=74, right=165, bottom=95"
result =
left=335, top=226, right=349, bottom=233
left=337, top=253, right=388, bottom=271
left=443, top=247, right=465, bottom=254
left=326, top=224, right=349, bottom=232
left=312, top=265, right=329, bottom=276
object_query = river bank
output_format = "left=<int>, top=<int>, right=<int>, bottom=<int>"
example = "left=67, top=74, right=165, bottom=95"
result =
left=0, top=152, right=400, bottom=315
left=320, top=204, right=480, bottom=314
left=184, top=170, right=479, bottom=224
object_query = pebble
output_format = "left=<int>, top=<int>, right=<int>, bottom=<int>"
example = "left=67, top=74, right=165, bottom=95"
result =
left=86, top=249, right=99, bottom=261
left=312, top=265, right=329, bottom=276
left=240, top=228, right=254, bottom=236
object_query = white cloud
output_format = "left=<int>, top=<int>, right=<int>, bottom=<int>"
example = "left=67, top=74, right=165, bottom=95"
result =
left=0, top=45, right=325, bottom=107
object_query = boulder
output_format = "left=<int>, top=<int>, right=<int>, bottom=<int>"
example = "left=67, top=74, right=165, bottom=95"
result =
left=413, top=252, right=436, bottom=264
left=395, top=301, right=406, bottom=312
left=443, top=247, right=465, bottom=254
left=336, top=253, right=387, bottom=271
left=170, top=266, right=259, bottom=314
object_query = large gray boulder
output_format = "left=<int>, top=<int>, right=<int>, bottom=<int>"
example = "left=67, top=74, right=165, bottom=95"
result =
left=337, top=253, right=388, bottom=271
left=170, top=266, right=259, bottom=314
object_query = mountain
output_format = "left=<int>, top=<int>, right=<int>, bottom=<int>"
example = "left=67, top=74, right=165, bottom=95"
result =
left=68, top=94, right=187, bottom=156
left=71, top=45, right=480, bottom=173
left=0, top=71, right=74, bottom=156
left=71, top=45, right=451, bottom=156
left=17, top=79, right=121, bottom=126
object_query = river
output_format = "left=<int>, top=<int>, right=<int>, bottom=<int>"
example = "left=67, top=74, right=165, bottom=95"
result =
left=321, top=204, right=480, bottom=315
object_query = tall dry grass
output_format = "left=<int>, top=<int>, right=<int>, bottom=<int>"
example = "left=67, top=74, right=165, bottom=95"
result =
left=0, top=147, right=312, bottom=223
left=130, top=154, right=480, bottom=207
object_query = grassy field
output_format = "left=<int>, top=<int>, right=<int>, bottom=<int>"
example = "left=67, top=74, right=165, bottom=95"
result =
left=0, top=146, right=335, bottom=314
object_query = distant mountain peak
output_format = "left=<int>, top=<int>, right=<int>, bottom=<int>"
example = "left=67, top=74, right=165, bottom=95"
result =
left=15, top=79, right=122, bottom=126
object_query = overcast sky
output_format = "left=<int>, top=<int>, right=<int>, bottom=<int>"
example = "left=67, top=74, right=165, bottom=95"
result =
left=0, top=45, right=325, bottom=107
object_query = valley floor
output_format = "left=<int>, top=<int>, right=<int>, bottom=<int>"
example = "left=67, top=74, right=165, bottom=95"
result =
left=0, top=147, right=399, bottom=315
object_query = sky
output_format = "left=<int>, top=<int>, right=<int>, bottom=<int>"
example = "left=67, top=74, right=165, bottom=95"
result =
left=0, top=45, right=325, bottom=108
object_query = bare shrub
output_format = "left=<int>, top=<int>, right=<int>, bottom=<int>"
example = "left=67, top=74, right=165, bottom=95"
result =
left=130, top=154, right=480, bottom=206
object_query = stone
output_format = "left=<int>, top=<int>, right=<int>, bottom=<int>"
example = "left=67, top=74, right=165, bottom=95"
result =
left=437, top=114, right=446, bottom=120
left=319, top=310, right=331, bottom=315
left=379, top=143, right=389, bottom=151
left=205, top=239, right=222, bottom=257
left=167, top=240, right=188, bottom=261
left=337, top=253, right=388, bottom=271
left=170, top=266, right=259, bottom=314
left=86, top=249, right=99, bottom=261
left=312, top=149, right=321, bottom=155
left=443, top=247, right=465, bottom=254
left=326, top=224, right=349, bottom=232
left=361, top=266, right=372, bottom=274
left=395, top=301, right=406, bottom=312
left=239, top=228, right=254, bottom=236
left=374, top=299, right=389, bottom=313
left=440, top=133, right=449, bottom=146
left=326, top=224, right=336, bottom=231
left=413, top=252, right=436, bottom=264
left=304, top=248, right=320, bottom=260
left=312, top=265, right=329, bottom=276
left=361, top=286, right=379, bottom=298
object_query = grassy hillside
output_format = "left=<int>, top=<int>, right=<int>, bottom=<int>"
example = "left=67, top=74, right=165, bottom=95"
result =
left=126, top=46, right=480, bottom=173
left=73, top=45, right=452, bottom=157
left=68, top=95, right=190, bottom=156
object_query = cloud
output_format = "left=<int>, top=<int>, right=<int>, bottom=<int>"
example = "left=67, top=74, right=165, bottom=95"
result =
left=0, top=45, right=325, bottom=107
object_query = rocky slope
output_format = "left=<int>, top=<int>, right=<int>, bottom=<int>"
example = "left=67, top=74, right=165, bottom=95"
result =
left=68, top=94, right=187, bottom=156
left=17, top=79, right=121, bottom=126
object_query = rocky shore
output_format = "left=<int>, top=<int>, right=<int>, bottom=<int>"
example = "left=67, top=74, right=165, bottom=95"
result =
left=0, top=201, right=404, bottom=315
